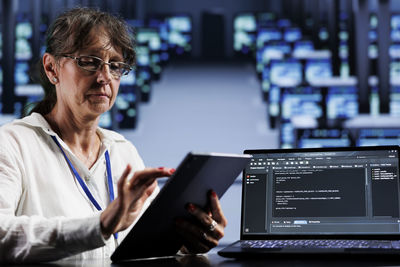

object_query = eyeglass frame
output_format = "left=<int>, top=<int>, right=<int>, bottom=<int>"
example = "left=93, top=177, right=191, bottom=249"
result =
left=58, top=54, right=133, bottom=78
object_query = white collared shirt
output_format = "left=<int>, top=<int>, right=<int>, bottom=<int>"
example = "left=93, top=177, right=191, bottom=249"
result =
left=0, top=112, right=159, bottom=263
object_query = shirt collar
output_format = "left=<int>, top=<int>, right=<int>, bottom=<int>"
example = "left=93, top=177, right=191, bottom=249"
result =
left=16, top=112, right=127, bottom=144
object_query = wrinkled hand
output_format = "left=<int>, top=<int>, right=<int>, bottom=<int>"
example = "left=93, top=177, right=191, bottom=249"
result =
left=175, top=191, right=227, bottom=253
left=100, top=165, right=173, bottom=239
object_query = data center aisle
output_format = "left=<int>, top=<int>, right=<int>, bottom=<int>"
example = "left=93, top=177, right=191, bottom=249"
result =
left=122, top=61, right=278, bottom=167
left=120, top=61, right=278, bottom=244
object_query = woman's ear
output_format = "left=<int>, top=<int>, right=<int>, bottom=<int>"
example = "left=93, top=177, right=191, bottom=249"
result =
left=42, top=53, right=59, bottom=84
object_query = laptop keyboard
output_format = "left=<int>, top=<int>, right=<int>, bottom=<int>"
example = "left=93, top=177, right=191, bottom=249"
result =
left=241, top=240, right=400, bottom=249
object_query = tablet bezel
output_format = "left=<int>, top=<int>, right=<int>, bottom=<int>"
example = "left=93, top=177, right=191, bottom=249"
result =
left=111, top=152, right=252, bottom=262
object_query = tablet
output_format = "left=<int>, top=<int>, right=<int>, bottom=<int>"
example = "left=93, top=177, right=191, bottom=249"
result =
left=111, top=152, right=252, bottom=262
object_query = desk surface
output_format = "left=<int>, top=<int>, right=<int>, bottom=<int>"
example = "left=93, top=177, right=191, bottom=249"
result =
left=7, top=248, right=400, bottom=267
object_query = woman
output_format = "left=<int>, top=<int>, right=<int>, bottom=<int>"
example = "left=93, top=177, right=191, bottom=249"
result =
left=0, top=7, right=226, bottom=263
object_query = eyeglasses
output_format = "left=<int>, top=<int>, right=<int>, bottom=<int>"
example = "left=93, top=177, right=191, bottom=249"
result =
left=61, top=55, right=132, bottom=78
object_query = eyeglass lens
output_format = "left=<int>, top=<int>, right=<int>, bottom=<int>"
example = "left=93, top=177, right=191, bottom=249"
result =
left=76, top=56, right=130, bottom=77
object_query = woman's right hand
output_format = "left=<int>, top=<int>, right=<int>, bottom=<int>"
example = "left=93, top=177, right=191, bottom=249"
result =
left=100, top=165, right=174, bottom=239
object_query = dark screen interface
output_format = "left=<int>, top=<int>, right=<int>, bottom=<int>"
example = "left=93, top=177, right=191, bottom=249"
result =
left=242, top=149, right=400, bottom=236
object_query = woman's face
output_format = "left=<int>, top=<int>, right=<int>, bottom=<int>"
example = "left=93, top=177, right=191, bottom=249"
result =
left=55, top=32, right=124, bottom=120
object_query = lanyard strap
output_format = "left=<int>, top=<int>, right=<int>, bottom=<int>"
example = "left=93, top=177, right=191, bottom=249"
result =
left=51, top=136, right=118, bottom=239
left=105, top=151, right=115, bottom=202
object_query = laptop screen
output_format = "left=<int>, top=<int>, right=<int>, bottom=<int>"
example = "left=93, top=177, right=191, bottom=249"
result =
left=242, top=146, right=400, bottom=239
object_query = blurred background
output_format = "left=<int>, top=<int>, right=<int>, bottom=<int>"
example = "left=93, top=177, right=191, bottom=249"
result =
left=1, top=0, right=400, bottom=245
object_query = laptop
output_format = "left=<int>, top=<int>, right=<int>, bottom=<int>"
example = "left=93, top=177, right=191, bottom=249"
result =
left=218, top=146, right=400, bottom=257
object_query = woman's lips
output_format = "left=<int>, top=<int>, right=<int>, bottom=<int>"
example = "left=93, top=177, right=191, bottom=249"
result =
left=87, top=93, right=110, bottom=101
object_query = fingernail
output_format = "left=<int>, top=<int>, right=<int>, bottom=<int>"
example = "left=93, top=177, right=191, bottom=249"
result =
left=169, top=168, right=176, bottom=174
left=187, top=203, right=195, bottom=213
left=211, top=191, right=217, bottom=198
left=158, top=167, right=164, bottom=170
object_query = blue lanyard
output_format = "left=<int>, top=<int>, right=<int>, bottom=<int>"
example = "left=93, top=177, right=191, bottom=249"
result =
left=51, top=136, right=118, bottom=240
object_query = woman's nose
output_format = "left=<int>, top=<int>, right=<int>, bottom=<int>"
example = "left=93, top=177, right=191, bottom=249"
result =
left=97, top=64, right=112, bottom=84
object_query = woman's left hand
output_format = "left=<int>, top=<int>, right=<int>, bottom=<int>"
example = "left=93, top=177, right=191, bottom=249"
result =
left=175, top=191, right=227, bottom=254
